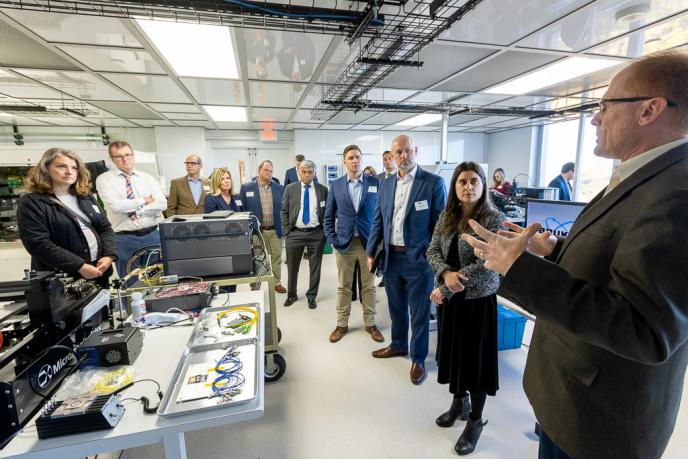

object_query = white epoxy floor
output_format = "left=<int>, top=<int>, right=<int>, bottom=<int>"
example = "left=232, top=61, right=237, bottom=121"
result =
left=0, top=244, right=685, bottom=459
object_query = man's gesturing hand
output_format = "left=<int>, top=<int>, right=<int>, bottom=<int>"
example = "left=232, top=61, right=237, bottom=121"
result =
left=461, top=219, right=541, bottom=275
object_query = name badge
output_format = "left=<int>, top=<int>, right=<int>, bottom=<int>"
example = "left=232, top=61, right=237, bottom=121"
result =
left=246, top=191, right=255, bottom=197
left=92, top=205, right=101, bottom=214
left=320, top=201, right=326, bottom=208
left=368, top=186, right=377, bottom=193
left=414, top=200, right=429, bottom=211
left=235, top=200, right=243, bottom=206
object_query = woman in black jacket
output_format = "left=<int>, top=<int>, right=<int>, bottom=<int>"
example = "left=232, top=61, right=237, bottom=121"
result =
left=426, top=162, right=506, bottom=456
left=17, top=148, right=117, bottom=288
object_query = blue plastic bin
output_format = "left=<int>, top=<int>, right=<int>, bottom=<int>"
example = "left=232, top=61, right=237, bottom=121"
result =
left=497, top=304, right=527, bottom=350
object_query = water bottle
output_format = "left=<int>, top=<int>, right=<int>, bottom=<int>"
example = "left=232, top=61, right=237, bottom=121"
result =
left=130, top=291, right=146, bottom=322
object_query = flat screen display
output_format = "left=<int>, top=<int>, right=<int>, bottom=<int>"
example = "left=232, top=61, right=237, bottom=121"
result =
left=525, top=199, right=586, bottom=238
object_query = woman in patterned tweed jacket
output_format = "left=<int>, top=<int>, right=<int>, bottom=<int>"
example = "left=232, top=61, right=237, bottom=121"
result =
left=425, top=161, right=506, bottom=456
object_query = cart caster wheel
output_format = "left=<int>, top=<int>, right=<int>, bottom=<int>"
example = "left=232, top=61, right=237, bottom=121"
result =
left=264, top=353, right=286, bottom=382
left=277, top=327, right=282, bottom=344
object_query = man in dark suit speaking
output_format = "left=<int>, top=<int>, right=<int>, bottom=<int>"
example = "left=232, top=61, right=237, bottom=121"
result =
left=366, top=135, right=446, bottom=385
left=463, top=51, right=688, bottom=459
left=281, top=159, right=328, bottom=309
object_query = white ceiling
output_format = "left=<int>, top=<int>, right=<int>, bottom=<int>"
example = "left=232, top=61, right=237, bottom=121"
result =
left=0, top=1, right=686, bottom=133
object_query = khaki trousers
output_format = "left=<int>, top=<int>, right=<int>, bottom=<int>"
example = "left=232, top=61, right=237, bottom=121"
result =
left=335, top=238, right=376, bottom=327
left=252, top=229, right=283, bottom=288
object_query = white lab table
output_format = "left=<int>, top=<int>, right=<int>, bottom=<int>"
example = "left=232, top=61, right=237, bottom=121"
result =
left=0, top=291, right=265, bottom=459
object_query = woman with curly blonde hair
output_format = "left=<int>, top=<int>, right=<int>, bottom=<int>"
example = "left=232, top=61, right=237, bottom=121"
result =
left=17, top=148, right=116, bottom=288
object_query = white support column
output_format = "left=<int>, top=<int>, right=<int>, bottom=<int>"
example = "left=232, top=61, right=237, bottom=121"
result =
left=162, top=432, right=187, bottom=459
left=440, top=113, right=449, bottom=162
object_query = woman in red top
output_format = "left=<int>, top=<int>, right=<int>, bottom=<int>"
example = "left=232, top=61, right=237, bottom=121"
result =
left=490, top=168, right=511, bottom=194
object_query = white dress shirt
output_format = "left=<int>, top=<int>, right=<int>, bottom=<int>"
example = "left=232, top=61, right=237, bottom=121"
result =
left=391, top=165, right=417, bottom=246
left=295, top=181, right=319, bottom=229
left=96, top=168, right=167, bottom=232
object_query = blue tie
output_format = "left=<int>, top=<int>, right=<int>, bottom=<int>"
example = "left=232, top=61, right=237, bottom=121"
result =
left=302, top=184, right=310, bottom=225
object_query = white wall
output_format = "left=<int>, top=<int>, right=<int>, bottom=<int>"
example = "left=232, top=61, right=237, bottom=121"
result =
left=154, top=126, right=207, bottom=191
left=484, top=127, right=538, bottom=186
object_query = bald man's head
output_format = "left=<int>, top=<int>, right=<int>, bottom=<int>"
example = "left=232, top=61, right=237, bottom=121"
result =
left=390, top=135, right=418, bottom=175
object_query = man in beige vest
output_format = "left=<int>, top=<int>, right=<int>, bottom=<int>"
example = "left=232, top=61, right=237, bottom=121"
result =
left=167, top=154, right=210, bottom=215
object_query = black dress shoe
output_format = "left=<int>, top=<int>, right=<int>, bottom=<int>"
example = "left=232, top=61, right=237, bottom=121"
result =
left=378, top=278, right=384, bottom=287
left=308, top=299, right=317, bottom=309
left=284, top=296, right=297, bottom=307
left=455, top=417, right=487, bottom=455
left=436, top=394, right=470, bottom=428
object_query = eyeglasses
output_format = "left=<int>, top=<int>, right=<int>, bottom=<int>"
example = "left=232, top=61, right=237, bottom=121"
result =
left=110, top=153, right=133, bottom=161
left=597, top=96, right=677, bottom=113
left=184, top=161, right=201, bottom=166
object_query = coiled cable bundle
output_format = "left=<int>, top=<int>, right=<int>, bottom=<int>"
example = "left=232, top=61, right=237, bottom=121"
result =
left=211, top=346, right=245, bottom=401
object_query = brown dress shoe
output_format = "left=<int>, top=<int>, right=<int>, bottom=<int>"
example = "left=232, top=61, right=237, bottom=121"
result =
left=410, top=362, right=426, bottom=385
left=329, top=326, right=348, bottom=343
left=274, top=284, right=287, bottom=294
left=365, top=325, right=385, bottom=343
left=371, top=345, right=408, bottom=358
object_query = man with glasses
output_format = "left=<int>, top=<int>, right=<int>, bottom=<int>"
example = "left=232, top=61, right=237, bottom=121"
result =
left=166, top=155, right=210, bottom=215
left=461, top=51, right=688, bottom=459
left=96, top=141, right=167, bottom=277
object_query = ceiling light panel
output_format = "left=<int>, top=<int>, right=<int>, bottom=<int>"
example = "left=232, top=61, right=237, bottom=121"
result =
left=434, top=51, right=561, bottom=93
left=102, top=74, right=191, bottom=103
left=14, top=69, right=132, bottom=101
left=516, top=0, right=685, bottom=52
left=181, top=78, right=245, bottom=105
left=57, top=46, right=165, bottom=73
left=161, top=113, right=208, bottom=121
left=2, top=9, right=141, bottom=46
left=136, top=19, right=239, bottom=79
left=203, top=106, right=247, bottom=122
left=396, top=113, right=443, bottom=127
left=484, top=57, right=622, bottom=95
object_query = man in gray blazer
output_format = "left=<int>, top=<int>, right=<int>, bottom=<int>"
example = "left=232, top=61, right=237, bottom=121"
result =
left=281, top=160, right=328, bottom=309
left=463, top=51, right=688, bottom=459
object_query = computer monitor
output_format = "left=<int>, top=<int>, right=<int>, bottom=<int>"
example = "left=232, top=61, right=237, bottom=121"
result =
left=525, top=199, right=586, bottom=238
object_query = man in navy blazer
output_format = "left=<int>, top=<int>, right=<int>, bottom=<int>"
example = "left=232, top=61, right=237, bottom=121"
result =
left=324, top=145, right=384, bottom=344
left=284, top=154, right=318, bottom=187
left=366, top=135, right=446, bottom=385
left=548, top=162, right=575, bottom=201
left=239, top=159, right=286, bottom=293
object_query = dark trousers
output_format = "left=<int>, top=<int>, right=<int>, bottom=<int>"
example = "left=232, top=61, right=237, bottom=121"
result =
left=539, top=431, right=571, bottom=459
left=285, top=228, right=325, bottom=301
left=114, top=229, right=161, bottom=277
left=383, top=249, right=434, bottom=363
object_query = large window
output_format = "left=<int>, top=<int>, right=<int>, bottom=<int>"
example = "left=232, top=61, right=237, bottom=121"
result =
left=577, top=115, right=614, bottom=202
left=540, top=119, right=578, bottom=189
left=540, top=116, right=614, bottom=202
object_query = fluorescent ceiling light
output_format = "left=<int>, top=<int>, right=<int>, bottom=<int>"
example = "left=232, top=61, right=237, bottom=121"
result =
left=396, top=113, right=442, bottom=127
left=136, top=19, right=239, bottom=79
left=0, top=112, right=12, bottom=117
left=484, top=57, right=621, bottom=95
left=203, top=106, right=247, bottom=122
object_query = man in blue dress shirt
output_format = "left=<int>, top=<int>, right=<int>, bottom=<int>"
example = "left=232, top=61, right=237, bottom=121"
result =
left=324, top=145, right=384, bottom=344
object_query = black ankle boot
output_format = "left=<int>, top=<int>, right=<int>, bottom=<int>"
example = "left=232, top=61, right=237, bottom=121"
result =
left=454, top=417, right=487, bottom=455
left=435, top=395, right=470, bottom=428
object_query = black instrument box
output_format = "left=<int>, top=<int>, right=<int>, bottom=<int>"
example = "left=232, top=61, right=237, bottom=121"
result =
left=76, top=325, right=143, bottom=368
